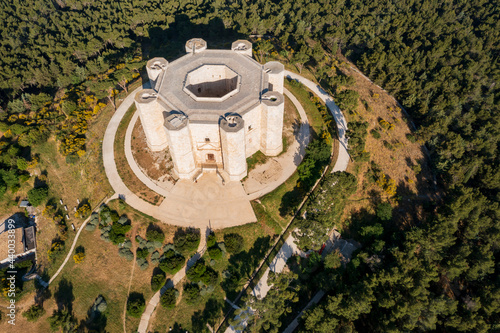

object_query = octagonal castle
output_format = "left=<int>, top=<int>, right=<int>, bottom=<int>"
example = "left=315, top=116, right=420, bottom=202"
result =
left=134, top=38, right=284, bottom=181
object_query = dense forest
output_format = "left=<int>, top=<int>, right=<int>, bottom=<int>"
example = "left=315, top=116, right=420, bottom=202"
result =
left=0, top=0, right=498, bottom=332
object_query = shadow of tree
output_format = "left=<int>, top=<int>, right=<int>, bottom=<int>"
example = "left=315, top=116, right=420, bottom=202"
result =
left=54, top=277, right=74, bottom=312
left=144, top=15, right=244, bottom=61
left=80, top=295, right=108, bottom=332
left=191, top=297, right=224, bottom=332
left=220, top=236, right=272, bottom=300
left=34, top=267, right=51, bottom=306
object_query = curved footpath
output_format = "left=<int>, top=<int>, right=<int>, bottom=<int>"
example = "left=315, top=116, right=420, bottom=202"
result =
left=284, top=70, right=350, bottom=172
left=224, top=72, right=350, bottom=333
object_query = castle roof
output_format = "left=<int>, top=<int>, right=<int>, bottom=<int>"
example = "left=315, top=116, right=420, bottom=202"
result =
left=157, top=49, right=266, bottom=123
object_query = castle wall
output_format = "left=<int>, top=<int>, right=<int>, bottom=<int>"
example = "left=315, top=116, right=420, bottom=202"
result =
left=135, top=90, right=168, bottom=152
left=260, top=92, right=285, bottom=156
left=165, top=125, right=196, bottom=178
left=242, top=104, right=262, bottom=157
left=220, top=125, right=247, bottom=181
left=188, top=122, right=223, bottom=167
left=264, top=61, right=284, bottom=94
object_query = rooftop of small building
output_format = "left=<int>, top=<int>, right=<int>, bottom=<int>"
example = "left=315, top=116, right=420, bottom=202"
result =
left=157, top=49, right=266, bottom=122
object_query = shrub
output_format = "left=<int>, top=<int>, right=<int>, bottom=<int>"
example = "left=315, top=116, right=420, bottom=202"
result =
left=92, top=295, right=107, bottom=313
left=158, top=249, right=185, bottom=274
left=207, top=233, right=217, bottom=248
left=151, top=251, right=161, bottom=265
left=85, top=223, right=96, bottom=232
left=146, top=241, right=156, bottom=252
left=151, top=271, right=166, bottom=292
left=139, top=259, right=149, bottom=270
left=118, top=248, right=134, bottom=261
left=208, top=246, right=222, bottom=260
left=122, top=239, right=132, bottom=249
left=126, top=293, right=145, bottom=318
left=27, top=186, right=49, bottom=206
left=136, top=235, right=146, bottom=247
left=200, top=285, right=215, bottom=296
left=117, top=215, right=129, bottom=225
left=173, top=228, right=200, bottom=254
left=99, top=205, right=110, bottom=221
left=187, top=261, right=218, bottom=286
left=370, top=129, right=381, bottom=139
left=160, top=288, right=178, bottom=308
left=136, top=247, right=149, bottom=259
left=183, top=283, right=200, bottom=304
left=224, top=233, right=244, bottom=253
left=73, top=252, right=85, bottom=264
left=406, top=133, right=417, bottom=143
left=47, top=240, right=65, bottom=262
left=22, top=304, right=46, bottom=322
left=146, top=226, right=165, bottom=243
left=411, top=163, right=422, bottom=174
left=74, top=204, right=91, bottom=219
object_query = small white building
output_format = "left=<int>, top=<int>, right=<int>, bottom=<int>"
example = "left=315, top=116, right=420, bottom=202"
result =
left=135, top=39, right=285, bottom=181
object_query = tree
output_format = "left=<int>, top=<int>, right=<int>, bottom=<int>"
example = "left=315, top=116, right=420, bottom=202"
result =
left=324, top=250, right=342, bottom=269
left=292, top=52, right=309, bottom=73
left=376, top=202, right=393, bottom=221
left=245, top=271, right=300, bottom=332
left=126, top=293, right=145, bottom=318
left=146, top=226, right=165, bottom=244
left=158, top=249, right=185, bottom=274
left=336, top=89, right=360, bottom=112
left=151, top=271, right=166, bottom=292
left=255, top=39, right=274, bottom=61
left=22, top=304, right=46, bottom=322
left=224, top=233, right=244, bottom=253
left=173, top=228, right=200, bottom=254
left=183, top=283, right=201, bottom=304
left=27, top=186, right=49, bottom=206
left=160, top=288, right=178, bottom=308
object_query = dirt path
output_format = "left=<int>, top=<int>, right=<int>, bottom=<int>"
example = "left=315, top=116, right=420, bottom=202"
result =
left=48, top=195, right=111, bottom=285
left=123, top=225, right=138, bottom=333
left=137, top=228, right=208, bottom=333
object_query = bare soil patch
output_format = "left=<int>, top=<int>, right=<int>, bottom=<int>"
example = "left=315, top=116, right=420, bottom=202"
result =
left=131, top=118, right=176, bottom=185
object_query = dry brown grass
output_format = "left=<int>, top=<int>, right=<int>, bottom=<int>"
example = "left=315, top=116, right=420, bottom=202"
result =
left=337, top=62, right=437, bottom=228
left=131, top=119, right=175, bottom=182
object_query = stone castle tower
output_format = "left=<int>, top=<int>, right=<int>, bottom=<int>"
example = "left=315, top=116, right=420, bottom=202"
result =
left=134, top=38, right=284, bottom=181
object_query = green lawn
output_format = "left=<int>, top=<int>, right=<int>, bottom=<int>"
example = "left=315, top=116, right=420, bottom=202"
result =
left=285, top=79, right=325, bottom=135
